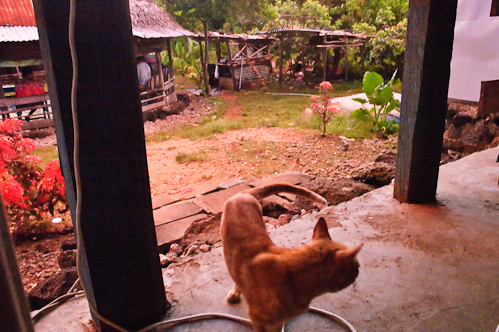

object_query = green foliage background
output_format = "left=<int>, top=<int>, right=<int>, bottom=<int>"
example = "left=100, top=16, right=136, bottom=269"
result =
left=157, top=0, right=409, bottom=82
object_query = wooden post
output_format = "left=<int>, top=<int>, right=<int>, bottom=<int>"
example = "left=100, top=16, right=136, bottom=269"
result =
left=344, top=45, right=349, bottom=82
left=478, top=79, right=499, bottom=116
left=394, top=0, right=458, bottom=203
left=360, top=43, right=365, bottom=74
left=215, top=41, right=222, bottom=62
left=0, top=78, right=4, bottom=99
left=202, top=25, right=210, bottom=95
left=33, top=1, right=169, bottom=331
left=227, top=42, right=237, bottom=90
left=492, top=0, right=498, bottom=16
left=279, top=35, right=284, bottom=90
left=322, top=35, right=328, bottom=82
left=155, top=51, right=164, bottom=86
left=198, top=39, right=207, bottom=92
left=166, top=38, right=173, bottom=80
left=226, top=41, right=232, bottom=61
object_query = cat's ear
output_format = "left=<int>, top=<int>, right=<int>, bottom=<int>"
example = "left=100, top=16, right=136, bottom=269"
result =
left=336, top=243, right=363, bottom=259
left=312, top=217, right=331, bottom=240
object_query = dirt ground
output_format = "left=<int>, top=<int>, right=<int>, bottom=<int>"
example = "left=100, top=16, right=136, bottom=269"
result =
left=146, top=126, right=397, bottom=197
left=16, top=92, right=397, bottom=293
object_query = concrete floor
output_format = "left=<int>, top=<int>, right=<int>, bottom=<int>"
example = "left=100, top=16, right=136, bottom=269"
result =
left=34, top=146, right=499, bottom=332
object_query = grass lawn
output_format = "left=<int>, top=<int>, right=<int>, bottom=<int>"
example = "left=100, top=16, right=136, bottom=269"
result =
left=33, top=80, right=378, bottom=162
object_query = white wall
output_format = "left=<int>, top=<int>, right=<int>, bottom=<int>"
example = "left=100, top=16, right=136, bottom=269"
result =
left=448, top=0, right=499, bottom=102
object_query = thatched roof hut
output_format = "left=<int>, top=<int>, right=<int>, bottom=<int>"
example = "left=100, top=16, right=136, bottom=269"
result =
left=129, top=0, right=194, bottom=55
left=130, top=0, right=194, bottom=39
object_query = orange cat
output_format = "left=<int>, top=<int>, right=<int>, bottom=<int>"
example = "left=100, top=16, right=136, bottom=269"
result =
left=221, top=183, right=362, bottom=332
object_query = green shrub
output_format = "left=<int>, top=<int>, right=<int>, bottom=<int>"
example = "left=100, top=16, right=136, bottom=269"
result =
left=351, top=71, right=400, bottom=135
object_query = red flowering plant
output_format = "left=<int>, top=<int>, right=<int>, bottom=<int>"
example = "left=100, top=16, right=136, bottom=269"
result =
left=0, top=119, right=68, bottom=237
left=309, top=81, right=338, bottom=137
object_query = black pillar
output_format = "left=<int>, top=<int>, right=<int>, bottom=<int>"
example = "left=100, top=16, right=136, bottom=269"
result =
left=394, top=0, right=458, bottom=203
left=33, top=1, right=168, bottom=331
left=0, top=199, right=34, bottom=332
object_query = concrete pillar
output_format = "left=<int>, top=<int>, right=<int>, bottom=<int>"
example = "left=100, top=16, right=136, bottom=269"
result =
left=394, top=0, right=458, bottom=203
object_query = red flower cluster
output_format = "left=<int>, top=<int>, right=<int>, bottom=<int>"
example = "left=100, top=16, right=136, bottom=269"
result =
left=309, top=81, right=338, bottom=137
left=319, top=81, right=332, bottom=90
left=0, top=168, right=26, bottom=207
left=0, top=119, right=68, bottom=235
left=38, top=158, right=65, bottom=197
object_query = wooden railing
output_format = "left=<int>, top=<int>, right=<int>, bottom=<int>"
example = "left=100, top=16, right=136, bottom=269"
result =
left=140, top=76, right=177, bottom=112
left=0, top=77, right=177, bottom=131
left=0, top=93, right=53, bottom=131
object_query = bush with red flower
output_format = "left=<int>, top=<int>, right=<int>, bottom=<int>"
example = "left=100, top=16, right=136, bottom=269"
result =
left=0, top=119, right=68, bottom=237
left=309, top=81, right=339, bottom=137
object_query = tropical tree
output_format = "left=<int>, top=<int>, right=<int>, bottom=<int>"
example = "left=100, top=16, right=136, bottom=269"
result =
left=330, top=0, right=408, bottom=30
left=262, top=0, right=331, bottom=30
left=159, top=0, right=269, bottom=93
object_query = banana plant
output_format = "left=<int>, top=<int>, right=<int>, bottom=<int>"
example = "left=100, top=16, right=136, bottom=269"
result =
left=351, top=70, right=400, bottom=134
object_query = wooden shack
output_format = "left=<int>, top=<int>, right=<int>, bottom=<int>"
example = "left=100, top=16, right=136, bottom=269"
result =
left=196, top=32, right=274, bottom=91
left=0, top=0, right=193, bottom=129
left=260, top=28, right=368, bottom=87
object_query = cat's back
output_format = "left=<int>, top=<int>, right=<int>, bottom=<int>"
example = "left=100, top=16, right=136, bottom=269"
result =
left=221, top=192, right=273, bottom=251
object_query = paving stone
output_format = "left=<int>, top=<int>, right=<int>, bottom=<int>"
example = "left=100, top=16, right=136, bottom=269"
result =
left=261, top=194, right=297, bottom=212
left=193, top=184, right=251, bottom=214
left=249, top=171, right=313, bottom=188
left=277, top=192, right=296, bottom=202
left=156, top=214, right=207, bottom=252
left=217, top=179, right=245, bottom=189
left=170, top=182, right=219, bottom=200
left=151, top=193, right=179, bottom=210
left=260, top=194, right=300, bottom=218
left=153, top=200, right=203, bottom=226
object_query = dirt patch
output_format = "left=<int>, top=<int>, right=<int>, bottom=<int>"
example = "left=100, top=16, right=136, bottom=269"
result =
left=15, top=233, right=75, bottom=293
left=146, top=127, right=397, bottom=197
left=220, top=92, right=243, bottom=119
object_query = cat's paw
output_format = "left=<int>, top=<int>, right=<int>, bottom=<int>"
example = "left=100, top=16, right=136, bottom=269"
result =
left=226, top=289, right=241, bottom=304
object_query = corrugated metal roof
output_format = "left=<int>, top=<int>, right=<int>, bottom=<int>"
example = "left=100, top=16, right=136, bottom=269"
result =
left=260, top=28, right=367, bottom=39
left=0, top=0, right=193, bottom=43
left=0, top=25, right=38, bottom=42
left=0, top=0, right=37, bottom=26
left=195, top=31, right=274, bottom=42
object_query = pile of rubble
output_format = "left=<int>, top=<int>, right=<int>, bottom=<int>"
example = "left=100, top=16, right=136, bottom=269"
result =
left=443, top=101, right=499, bottom=163
left=142, top=93, right=215, bottom=136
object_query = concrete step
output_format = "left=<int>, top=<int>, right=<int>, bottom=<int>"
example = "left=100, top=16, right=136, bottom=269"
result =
left=151, top=193, right=179, bottom=210
left=156, top=213, right=208, bottom=252
left=193, top=184, right=251, bottom=214
left=153, top=200, right=204, bottom=226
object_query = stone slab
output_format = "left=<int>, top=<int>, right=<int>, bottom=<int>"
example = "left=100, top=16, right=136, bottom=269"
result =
left=249, top=171, right=313, bottom=188
left=261, top=194, right=297, bottom=212
left=170, top=182, right=219, bottom=200
left=153, top=200, right=203, bottom=226
left=156, top=213, right=207, bottom=252
left=277, top=192, right=296, bottom=202
left=217, top=179, right=245, bottom=189
left=192, top=185, right=251, bottom=214
left=218, top=178, right=256, bottom=190
left=151, top=193, right=179, bottom=210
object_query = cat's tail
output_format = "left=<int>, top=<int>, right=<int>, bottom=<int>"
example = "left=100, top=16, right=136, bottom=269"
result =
left=246, top=183, right=327, bottom=207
